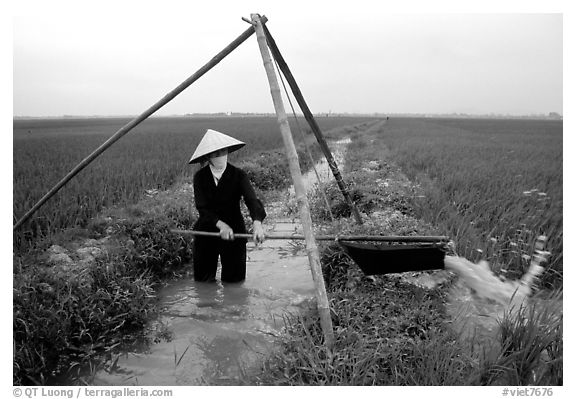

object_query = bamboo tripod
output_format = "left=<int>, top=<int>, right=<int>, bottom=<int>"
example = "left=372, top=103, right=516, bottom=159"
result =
left=14, top=14, right=362, bottom=346
left=251, top=13, right=334, bottom=345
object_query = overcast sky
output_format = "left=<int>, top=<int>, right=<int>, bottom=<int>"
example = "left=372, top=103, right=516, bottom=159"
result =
left=11, top=2, right=564, bottom=116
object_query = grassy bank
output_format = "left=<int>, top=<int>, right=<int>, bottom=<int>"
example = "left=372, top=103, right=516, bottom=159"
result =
left=243, top=118, right=562, bottom=386
left=13, top=197, right=194, bottom=385
left=13, top=120, right=376, bottom=385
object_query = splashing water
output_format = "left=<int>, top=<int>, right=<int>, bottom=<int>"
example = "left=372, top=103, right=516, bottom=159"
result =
left=445, top=235, right=549, bottom=310
left=444, top=236, right=551, bottom=345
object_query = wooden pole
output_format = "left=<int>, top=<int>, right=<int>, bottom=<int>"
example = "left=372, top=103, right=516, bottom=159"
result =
left=170, top=229, right=449, bottom=243
left=262, top=25, right=363, bottom=225
left=251, top=14, right=334, bottom=347
left=13, top=18, right=267, bottom=231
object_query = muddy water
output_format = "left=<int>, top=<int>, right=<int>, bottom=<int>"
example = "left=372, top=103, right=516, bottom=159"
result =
left=90, top=220, right=314, bottom=385
left=291, top=137, right=351, bottom=194
left=88, top=138, right=353, bottom=385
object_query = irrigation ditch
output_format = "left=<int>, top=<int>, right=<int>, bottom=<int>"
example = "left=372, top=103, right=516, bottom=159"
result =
left=12, top=121, right=367, bottom=385
left=13, top=119, right=562, bottom=386
left=242, top=120, right=561, bottom=386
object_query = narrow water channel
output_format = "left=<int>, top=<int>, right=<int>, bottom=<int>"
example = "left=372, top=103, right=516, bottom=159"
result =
left=88, top=137, right=353, bottom=385
left=91, top=220, right=315, bottom=385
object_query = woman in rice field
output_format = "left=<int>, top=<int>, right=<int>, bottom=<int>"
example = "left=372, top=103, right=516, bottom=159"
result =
left=189, top=129, right=266, bottom=283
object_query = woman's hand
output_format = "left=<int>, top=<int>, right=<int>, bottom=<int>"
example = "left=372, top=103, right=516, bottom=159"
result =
left=216, top=220, right=234, bottom=240
left=252, top=220, right=265, bottom=245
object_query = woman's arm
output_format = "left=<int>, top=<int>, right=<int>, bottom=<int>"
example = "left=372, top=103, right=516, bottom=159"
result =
left=239, top=170, right=267, bottom=222
left=239, top=170, right=266, bottom=243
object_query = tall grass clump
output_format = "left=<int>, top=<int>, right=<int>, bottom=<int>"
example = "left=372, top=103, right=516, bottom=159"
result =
left=13, top=192, right=195, bottom=385
left=237, top=140, right=323, bottom=192
left=471, top=290, right=563, bottom=385
left=245, top=250, right=472, bottom=385
left=13, top=254, right=155, bottom=385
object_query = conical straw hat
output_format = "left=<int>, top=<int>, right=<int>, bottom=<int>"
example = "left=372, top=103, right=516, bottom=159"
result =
left=188, top=129, right=246, bottom=164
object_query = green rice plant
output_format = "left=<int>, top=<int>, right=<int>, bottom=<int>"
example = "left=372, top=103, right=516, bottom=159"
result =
left=174, top=345, right=190, bottom=368
left=246, top=210, right=464, bottom=386
left=12, top=116, right=380, bottom=384
left=13, top=186, right=197, bottom=384
left=470, top=290, right=563, bottom=385
left=13, top=254, right=156, bottom=385
left=237, top=142, right=321, bottom=192
left=244, top=118, right=562, bottom=386
left=13, top=116, right=376, bottom=251
left=244, top=272, right=471, bottom=385
left=372, top=118, right=562, bottom=287
left=387, top=330, right=474, bottom=385
left=113, top=216, right=193, bottom=278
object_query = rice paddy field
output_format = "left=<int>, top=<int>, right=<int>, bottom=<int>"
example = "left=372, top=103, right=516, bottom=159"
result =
left=12, top=115, right=563, bottom=385
left=246, top=116, right=562, bottom=386
left=378, top=118, right=562, bottom=287
left=13, top=116, right=375, bottom=250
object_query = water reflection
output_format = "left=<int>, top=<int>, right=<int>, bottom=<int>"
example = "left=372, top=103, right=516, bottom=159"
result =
left=163, top=280, right=252, bottom=322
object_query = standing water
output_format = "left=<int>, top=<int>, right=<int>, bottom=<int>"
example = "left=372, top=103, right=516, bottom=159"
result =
left=86, top=138, right=352, bottom=385
left=90, top=220, right=315, bottom=385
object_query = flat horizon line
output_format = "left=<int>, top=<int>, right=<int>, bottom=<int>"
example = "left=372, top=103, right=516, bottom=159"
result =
left=13, top=111, right=563, bottom=120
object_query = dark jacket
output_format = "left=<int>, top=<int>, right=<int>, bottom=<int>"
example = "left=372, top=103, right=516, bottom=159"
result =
left=193, top=163, right=266, bottom=234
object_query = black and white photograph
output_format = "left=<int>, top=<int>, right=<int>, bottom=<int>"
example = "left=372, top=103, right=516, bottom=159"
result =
left=8, top=0, right=568, bottom=394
